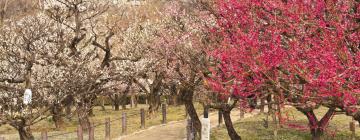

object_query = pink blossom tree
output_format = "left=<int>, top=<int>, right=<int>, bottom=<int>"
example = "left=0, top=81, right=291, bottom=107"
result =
left=148, top=0, right=217, bottom=134
left=209, top=0, right=360, bottom=139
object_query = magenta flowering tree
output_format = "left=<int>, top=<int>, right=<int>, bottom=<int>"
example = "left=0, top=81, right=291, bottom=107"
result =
left=208, top=0, right=360, bottom=139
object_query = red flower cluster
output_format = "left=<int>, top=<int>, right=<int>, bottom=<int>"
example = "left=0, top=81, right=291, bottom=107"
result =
left=209, top=0, right=360, bottom=109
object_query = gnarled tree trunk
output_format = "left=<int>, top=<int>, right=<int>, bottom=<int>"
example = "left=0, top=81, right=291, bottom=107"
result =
left=299, top=108, right=335, bottom=140
left=114, top=101, right=120, bottom=111
left=135, top=95, right=138, bottom=108
left=121, top=94, right=127, bottom=110
left=222, top=110, right=241, bottom=140
left=179, top=87, right=201, bottom=135
left=0, top=0, right=9, bottom=23
left=172, top=95, right=179, bottom=106
left=11, top=119, right=34, bottom=140
left=130, top=94, right=135, bottom=108
left=17, top=126, right=34, bottom=140
left=65, top=104, right=72, bottom=120
left=169, top=83, right=179, bottom=106
left=113, top=94, right=120, bottom=111
left=77, top=102, right=91, bottom=130
left=63, top=95, right=74, bottom=120
left=78, top=115, right=90, bottom=130
left=88, top=95, right=96, bottom=116
left=148, top=92, right=161, bottom=115
left=266, top=95, right=272, bottom=112
left=51, top=103, right=64, bottom=129
left=100, top=96, right=106, bottom=111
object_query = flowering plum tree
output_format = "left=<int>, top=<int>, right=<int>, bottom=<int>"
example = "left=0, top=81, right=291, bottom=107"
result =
left=0, top=0, right=115, bottom=137
left=209, top=0, right=360, bottom=140
left=0, top=15, right=55, bottom=140
left=0, top=13, right=110, bottom=139
left=149, top=0, right=218, bottom=134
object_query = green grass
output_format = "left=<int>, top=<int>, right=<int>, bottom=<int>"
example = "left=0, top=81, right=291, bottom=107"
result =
left=211, top=107, right=360, bottom=140
left=0, top=103, right=203, bottom=140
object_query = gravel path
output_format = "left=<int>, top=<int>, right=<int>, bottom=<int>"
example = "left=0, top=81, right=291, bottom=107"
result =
left=116, top=109, right=261, bottom=140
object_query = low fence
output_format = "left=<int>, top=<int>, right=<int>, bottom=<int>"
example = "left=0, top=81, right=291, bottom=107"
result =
left=0, top=104, right=168, bottom=140
left=1, top=107, right=357, bottom=140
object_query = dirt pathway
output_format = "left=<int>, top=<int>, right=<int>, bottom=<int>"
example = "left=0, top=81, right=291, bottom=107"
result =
left=116, top=109, right=261, bottom=140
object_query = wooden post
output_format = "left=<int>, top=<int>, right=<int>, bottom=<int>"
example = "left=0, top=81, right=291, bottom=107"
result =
left=122, top=112, right=127, bottom=134
left=77, top=125, right=83, bottom=140
left=273, top=107, right=278, bottom=140
left=135, top=95, right=138, bottom=108
left=89, top=122, right=94, bottom=140
left=202, top=106, right=210, bottom=140
left=218, top=110, right=223, bottom=126
left=350, top=121, right=356, bottom=140
left=204, top=106, right=209, bottom=118
left=162, top=104, right=167, bottom=124
left=41, top=131, right=48, bottom=140
left=240, top=106, right=245, bottom=119
left=131, top=94, right=135, bottom=108
left=140, top=108, right=145, bottom=129
left=260, top=98, right=265, bottom=113
left=105, top=118, right=110, bottom=140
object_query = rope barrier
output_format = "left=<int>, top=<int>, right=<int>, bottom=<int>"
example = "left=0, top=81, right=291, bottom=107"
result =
left=45, top=109, right=167, bottom=138
left=46, top=111, right=142, bottom=136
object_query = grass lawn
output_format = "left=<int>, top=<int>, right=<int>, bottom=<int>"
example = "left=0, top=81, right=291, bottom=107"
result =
left=0, top=103, right=203, bottom=140
left=211, top=106, right=360, bottom=140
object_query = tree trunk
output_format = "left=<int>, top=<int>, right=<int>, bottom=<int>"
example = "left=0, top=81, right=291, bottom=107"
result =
left=0, top=10, right=4, bottom=23
left=78, top=116, right=90, bottom=130
left=52, top=103, right=64, bottom=129
left=273, top=96, right=282, bottom=127
left=277, top=103, right=283, bottom=127
left=310, top=128, right=324, bottom=140
left=222, top=110, right=241, bottom=140
left=65, top=104, right=72, bottom=120
left=121, top=94, right=127, bottom=110
left=260, top=97, right=265, bottom=113
left=114, top=101, right=120, bottom=111
left=0, top=0, right=9, bottom=24
left=303, top=110, right=320, bottom=140
left=38, top=0, right=44, bottom=10
left=266, top=95, right=272, bottom=112
left=148, top=93, right=161, bottom=115
left=88, top=108, right=94, bottom=117
left=180, top=89, right=201, bottom=135
left=17, top=126, right=34, bottom=140
left=134, top=95, right=138, bottom=108
left=77, top=101, right=91, bottom=130
left=122, top=103, right=126, bottom=110
left=100, top=97, right=106, bottom=111
left=114, top=94, right=120, bottom=111
left=172, top=94, right=178, bottom=106
left=88, top=96, right=96, bottom=117
left=22, top=0, right=29, bottom=12
left=300, top=108, right=335, bottom=140
left=131, top=94, right=135, bottom=108
left=169, top=84, right=178, bottom=106
left=184, top=99, right=201, bottom=135
left=63, top=95, right=74, bottom=120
